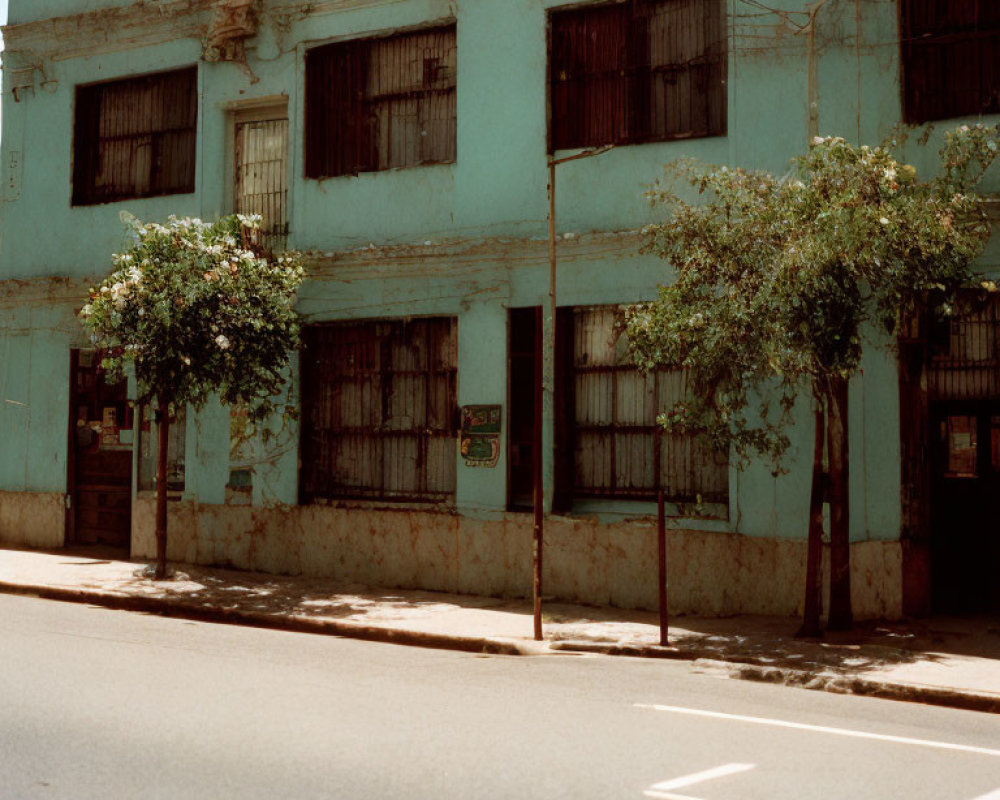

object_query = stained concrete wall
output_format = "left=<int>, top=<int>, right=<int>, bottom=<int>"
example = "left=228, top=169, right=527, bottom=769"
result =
left=0, top=490, right=65, bottom=549
left=132, top=499, right=902, bottom=619
left=1, top=0, right=997, bottom=616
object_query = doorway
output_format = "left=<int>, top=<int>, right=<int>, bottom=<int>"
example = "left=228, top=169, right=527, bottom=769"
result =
left=929, top=406, right=1000, bottom=613
left=68, top=350, right=133, bottom=551
left=923, top=296, right=1000, bottom=614
left=507, top=307, right=540, bottom=510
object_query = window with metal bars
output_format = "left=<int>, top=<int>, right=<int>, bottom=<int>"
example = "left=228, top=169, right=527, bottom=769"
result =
left=234, top=110, right=289, bottom=254
left=899, top=1, right=1000, bottom=123
left=560, top=306, right=728, bottom=504
left=549, top=0, right=726, bottom=151
left=927, top=292, right=1000, bottom=402
left=72, top=66, right=198, bottom=206
left=300, top=318, right=458, bottom=504
left=305, top=25, right=457, bottom=178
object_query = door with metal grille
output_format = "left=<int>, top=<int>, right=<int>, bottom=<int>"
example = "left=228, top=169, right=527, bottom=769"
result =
left=927, top=297, right=1000, bottom=612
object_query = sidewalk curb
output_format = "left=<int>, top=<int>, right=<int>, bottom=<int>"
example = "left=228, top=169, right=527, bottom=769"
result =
left=551, top=640, right=1000, bottom=715
left=722, top=659, right=1000, bottom=715
left=0, top=581, right=538, bottom=657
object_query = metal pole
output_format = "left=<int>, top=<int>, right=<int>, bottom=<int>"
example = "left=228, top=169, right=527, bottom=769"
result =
left=549, top=161, right=557, bottom=323
left=658, top=489, right=668, bottom=645
left=534, top=145, right=612, bottom=641
left=532, top=305, right=544, bottom=641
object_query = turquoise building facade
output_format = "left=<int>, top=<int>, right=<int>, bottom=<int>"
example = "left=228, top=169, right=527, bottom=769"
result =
left=1, top=0, right=998, bottom=619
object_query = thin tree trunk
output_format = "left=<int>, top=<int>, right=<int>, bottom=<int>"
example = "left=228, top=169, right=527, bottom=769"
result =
left=797, top=390, right=826, bottom=638
left=154, top=401, right=170, bottom=581
left=827, top=375, right=853, bottom=630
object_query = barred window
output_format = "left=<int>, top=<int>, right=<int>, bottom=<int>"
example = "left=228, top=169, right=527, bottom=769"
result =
left=234, top=108, right=289, bottom=254
left=72, top=67, right=197, bottom=206
left=300, top=319, right=458, bottom=503
left=900, top=1, right=1000, bottom=123
left=549, top=0, right=726, bottom=151
left=305, top=26, right=457, bottom=178
left=562, top=306, right=728, bottom=504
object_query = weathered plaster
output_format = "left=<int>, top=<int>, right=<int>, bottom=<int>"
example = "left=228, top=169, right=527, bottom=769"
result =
left=0, top=491, right=66, bottom=549
left=132, top=501, right=902, bottom=620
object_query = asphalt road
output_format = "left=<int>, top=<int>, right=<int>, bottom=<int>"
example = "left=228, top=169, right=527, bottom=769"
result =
left=2, top=594, right=1000, bottom=800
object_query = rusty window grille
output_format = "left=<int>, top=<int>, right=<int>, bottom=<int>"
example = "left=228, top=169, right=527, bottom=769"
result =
left=928, top=293, right=1000, bottom=402
left=899, top=1, right=1000, bottom=124
left=234, top=115, right=289, bottom=254
left=305, top=25, right=457, bottom=178
left=300, top=318, right=458, bottom=504
left=72, top=66, right=197, bottom=206
left=549, top=0, right=726, bottom=151
left=563, top=306, right=728, bottom=503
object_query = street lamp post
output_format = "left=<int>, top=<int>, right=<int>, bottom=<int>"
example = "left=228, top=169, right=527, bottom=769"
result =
left=533, top=145, right=614, bottom=641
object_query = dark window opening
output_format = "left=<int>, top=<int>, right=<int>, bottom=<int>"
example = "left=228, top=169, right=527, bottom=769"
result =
left=72, top=66, right=198, bottom=206
left=300, top=318, right=458, bottom=504
left=508, top=307, right=541, bottom=510
left=549, top=0, right=727, bottom=151
left=560, top=306, right=728, bottom=504
left=900, top=0, right=1000, bottom=123
left=305, top=25, right=457, bottom=178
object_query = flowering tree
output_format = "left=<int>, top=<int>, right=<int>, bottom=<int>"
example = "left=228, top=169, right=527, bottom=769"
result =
left=627, top=125, right=1000, bottom=634
left=80, top=213, right=305, bottom=579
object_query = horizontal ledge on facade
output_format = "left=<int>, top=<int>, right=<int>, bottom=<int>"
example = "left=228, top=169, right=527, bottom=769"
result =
left=301, top=228, right=646, bottom=275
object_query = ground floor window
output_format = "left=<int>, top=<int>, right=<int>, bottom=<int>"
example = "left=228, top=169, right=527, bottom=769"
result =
left=300, top=318, right=458, bottom=503
left=562, top=305, right=728, bottom=504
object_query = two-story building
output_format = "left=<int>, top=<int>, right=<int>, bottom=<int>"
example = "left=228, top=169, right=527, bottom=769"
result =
left=1, top=0, right=998, bottom=619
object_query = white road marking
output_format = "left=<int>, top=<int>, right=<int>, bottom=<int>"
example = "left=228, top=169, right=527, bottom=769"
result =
left=971, top=789, right=1000, bottom=800
left=648, top=763, right=756, bottom=791
left=643, top=762, right=755, bottom=799
left=636, top=703, right=1000, bottom=758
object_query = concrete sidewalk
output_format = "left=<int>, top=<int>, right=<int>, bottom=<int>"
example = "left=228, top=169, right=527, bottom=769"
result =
left=2, top=545, right=999, bottom=714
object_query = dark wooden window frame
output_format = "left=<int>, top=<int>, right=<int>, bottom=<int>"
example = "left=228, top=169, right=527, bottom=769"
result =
left=305, top=24, right=458, bottom=179
left=558, top=305, right=728, bottom=505
left=72, top=66, right=198, bottom=207
left=899, top=1, right=1000, bottom=124
left=548, top=0, right=727, bottom=152
left=299, top=318, right=459, bottom=505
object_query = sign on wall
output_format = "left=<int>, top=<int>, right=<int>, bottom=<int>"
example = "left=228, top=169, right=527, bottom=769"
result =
left=460, top=405, right=501, bottom=468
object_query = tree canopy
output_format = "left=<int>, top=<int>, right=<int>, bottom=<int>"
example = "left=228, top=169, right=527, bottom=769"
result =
left=81, top=213, right=305, bottom=422
left=627, top=126, right=1000, bottom=469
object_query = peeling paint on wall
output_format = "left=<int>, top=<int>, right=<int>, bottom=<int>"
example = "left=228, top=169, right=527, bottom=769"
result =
left=131, top=499, right=903, bottom=619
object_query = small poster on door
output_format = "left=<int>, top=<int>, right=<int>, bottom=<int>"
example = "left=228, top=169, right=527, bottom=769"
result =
left=102, top=407, right=117, bottom=428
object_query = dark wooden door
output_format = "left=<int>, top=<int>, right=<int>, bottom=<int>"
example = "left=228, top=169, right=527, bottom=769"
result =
left=930, top=404, right=1000, bottom=613
left=69, top=350, right=133, bottom=549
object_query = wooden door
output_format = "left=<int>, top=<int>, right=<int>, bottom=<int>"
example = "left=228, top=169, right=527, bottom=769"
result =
left=69, top=350, right=133, bottom=549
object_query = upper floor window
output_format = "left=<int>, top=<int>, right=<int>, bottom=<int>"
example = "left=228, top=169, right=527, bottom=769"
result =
left=233, top=103, right=289, bottom=254
left=900, top=1, right=1000, bottom=123
left=549, top=0, right=727, bottom=151
left=72, top=66, right=198, bottom=206
left=305, top=25, right=457, bottom=178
